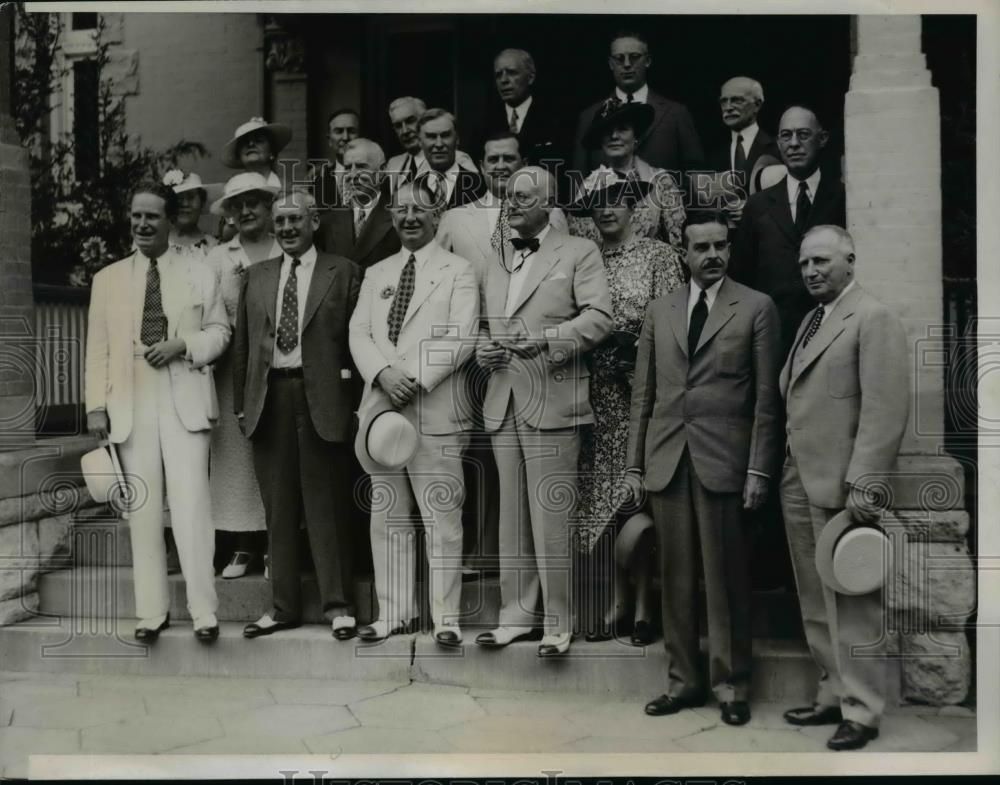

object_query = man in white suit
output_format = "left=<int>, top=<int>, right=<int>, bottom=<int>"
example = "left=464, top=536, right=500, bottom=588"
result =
left=85, top=181, right=230, bottom=643
left=349, top=178, right=480, bottom=647
left=436, top=131, right=568, bottom=285
left=475, top=167, right=613, bottom=657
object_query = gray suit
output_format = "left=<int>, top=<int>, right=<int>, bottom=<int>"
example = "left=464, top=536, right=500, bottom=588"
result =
left=627, top=276, right=781, bottom=701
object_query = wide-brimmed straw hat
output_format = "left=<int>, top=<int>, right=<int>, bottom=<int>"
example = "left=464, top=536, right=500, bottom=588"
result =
left=80, top=441, right=128, bottom=515
left=161, top=170, right=221, bottom=210
left=815, top=509, right=893, bottom=596
left=221, top=117, right=292, bottom=169
left=354, top=390, right=420, bottom=474
left=582, top=97, right=655, bottom=150
left=210, top=172, right=281, bottom=216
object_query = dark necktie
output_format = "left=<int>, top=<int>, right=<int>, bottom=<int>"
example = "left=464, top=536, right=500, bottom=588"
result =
left=688, top=289, right=708, bottom=357
left=510, top=236, right=540, bottom=253
left=276, top=257, right=301, bottom=354
left=626, top=92, right=635, bottom=103
left=794, top=180, right=812, bottom=234
left=801, top=305, right=825, bottom=348
left=734, top=133, right=747, bottom=176
left=403, top=154, right=418, bottom=185
left=139, top=256, right=167, bottom=346
left=509, top=109, right=519, bottom=134
left=387, top=253, right=416, bottom=345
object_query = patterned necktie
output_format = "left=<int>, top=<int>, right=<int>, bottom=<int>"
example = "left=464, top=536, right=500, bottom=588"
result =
left=734, top=133, right=747, bottom=176
left=139, top=256, right=167, bottom=346
left=490, top=200, right=512, bottom=253
left=353, top=207, right=367, bottom=241
left=387, top=253, right=416, bottom=345
left=801, top=305, right=825, bottom=347
left=509, top=109, right=519, bottom=134
left=688, top=289, right=708, bottom=357
left=276, top=257, right=301, bottom=354
left=794, top=180, right=812, bottom=234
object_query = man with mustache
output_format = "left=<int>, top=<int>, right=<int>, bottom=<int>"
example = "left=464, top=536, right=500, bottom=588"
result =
left=85, top=181, right=230, bottom=643
left=385, top=96, right=477, bottom=195
left=234, top=189, right=363, bottom=642
left=623, top=211, right=781, bottom=725
left=417, top=108, right=486, bottom=210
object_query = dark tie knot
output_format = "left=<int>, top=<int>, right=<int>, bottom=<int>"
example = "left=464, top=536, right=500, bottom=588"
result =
left=291, top=256, right=301, bottom=268
left=798, top=181, right=809, bottom=196
left=626, top=92, right=635, bottom=103
left=698, top=289, right=707, bottom=303
left=510, top=236, right=540, bottom=253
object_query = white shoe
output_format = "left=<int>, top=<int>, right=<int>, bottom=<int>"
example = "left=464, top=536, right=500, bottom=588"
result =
left=222, top=551, right=253, bottom=579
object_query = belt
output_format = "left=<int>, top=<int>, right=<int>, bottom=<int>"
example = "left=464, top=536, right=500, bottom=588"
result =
left=269, top=367, right=304, bottom=378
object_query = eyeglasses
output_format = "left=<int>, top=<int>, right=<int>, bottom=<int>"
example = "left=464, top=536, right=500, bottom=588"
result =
left=610, top=53, right=647, bottom=66
left=777, top=129, right=816, bottom=143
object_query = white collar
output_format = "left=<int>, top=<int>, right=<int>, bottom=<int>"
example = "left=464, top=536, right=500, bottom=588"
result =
left=615, top=84, right=649, bottom=103
left=398, top=239, right=437, bottom=270
left=787, top=169, right=823, bottom=203
left=507, top=95, right=533, bottom=118
left=134, top=246, right=171, bottom=264
left=513, top=222, right=551, bottom=248
left=732, top=122, right=759, bottom=144
left=688, top=276, right=725, bottom=310
left=823, top=279, right=856, bottom=315
left=282, top=245, right=317, bottom=268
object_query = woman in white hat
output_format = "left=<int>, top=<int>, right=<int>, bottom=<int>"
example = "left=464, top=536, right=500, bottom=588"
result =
left=222, top=117, right=292, bottom=190
left=162, top=169, right=220, bottom=257
left=204, top=172, right=282, bottom=579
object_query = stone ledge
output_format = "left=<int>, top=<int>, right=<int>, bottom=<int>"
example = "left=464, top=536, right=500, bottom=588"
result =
left=889, top=541, right=976, bottom=624
left=900, top=631, right=971, bottom=705
left=0, top=436, right=95, bottom=502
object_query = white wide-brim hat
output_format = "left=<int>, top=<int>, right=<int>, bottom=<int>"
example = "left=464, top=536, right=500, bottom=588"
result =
left=162, top=170, right=222, bottom=211
left=80, top=442, right=128, bottom=511
left=354, top=391, right=419, bottom=474
left=222, top=117, right=292, bottom=169
left=815, top=509, right=893, bottom=596
left=750, top=155, right=787, bottom=194
left=210, top=171, right=281, bottom=216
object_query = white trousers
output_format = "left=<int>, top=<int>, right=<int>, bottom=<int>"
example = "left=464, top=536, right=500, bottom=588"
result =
left=118, top=358, right=218, bottom=626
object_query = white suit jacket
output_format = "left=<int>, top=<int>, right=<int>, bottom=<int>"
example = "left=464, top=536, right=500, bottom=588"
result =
left=348, top=241, right=479, bottom=436
left=85, top=249, right=230, bottom=443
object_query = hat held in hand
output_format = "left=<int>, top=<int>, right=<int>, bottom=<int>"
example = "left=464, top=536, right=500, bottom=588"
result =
left=354, top=389, right=419, bottom=473
left=80, top=441, right=129, bottom=515
left=815, top=509, right=893, bottom=596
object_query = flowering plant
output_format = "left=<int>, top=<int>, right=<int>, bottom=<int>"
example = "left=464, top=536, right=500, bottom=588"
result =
left=380, top=284, right=396, bottom=300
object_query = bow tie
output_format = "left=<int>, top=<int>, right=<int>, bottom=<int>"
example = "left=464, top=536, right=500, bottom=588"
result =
left=510, top=236, right=540, bottom=252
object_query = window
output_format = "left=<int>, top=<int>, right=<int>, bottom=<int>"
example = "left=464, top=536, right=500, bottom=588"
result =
left=72, top=60, right=100, bottom=181
left=71, top=13, right=98, bottom=31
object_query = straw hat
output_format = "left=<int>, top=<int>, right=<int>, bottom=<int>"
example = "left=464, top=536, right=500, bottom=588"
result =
left=814, top=509, right=893, bottom=596
left=161, top=170, right=221, bottom=210
left=354, top=390, right=419, bottom=474
left=80, top=442, right=128, bottom=512
left=221, top=117, right=292, bottom=169
left=209, top=171, right=281, bottom=216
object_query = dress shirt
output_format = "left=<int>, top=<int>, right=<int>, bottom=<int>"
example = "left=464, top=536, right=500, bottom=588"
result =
left=506, top=95, right=533, bottom=133
left=272, top=245, right=318, bottom=369
left=353, top=192, right=381, bottom=231
left=730, top=122, right=759, bottom=171
left=787, top=168, right=822, bottom=224
left=505, top=223, right=551, bottom=317
left=428, top=162, right=463, bottom=205
left=615, top=84, right=650, bottom=104
left=816, top=279, right=856, bottom=328
left=686, top=276, right=724, bottom=326
left=386, top=238, right=436, bottom=278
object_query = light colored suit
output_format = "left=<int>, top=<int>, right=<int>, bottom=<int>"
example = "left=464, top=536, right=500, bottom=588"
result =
left=385, top=149, right=478, bottom=194
left=349, top=241, right=480, bottom=631
left=779, top=282, right=909, bottom=728
left=479, top=228, right=613, bottom=636
left=85, top=250, right=229, bottom=626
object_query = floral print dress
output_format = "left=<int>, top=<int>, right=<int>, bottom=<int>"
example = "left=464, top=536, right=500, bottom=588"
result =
left=574, top=236, right=686, bottom=550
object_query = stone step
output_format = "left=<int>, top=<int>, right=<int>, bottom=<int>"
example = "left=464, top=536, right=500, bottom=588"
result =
left=37, top=568, right=806, bottom=638
left=0, top=619, right=816, bottom=701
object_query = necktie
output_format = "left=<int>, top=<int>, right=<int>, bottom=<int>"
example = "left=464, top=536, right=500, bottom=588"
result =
left=490, top=200, right=512, bottom=253
left=509, top=109, right=519, bottom=134
left=510, top=236, right=540, bottom=253
left=801, top=305, right=825, bottom=347
left=688, top=289, right=708, bottom=357
left=276, top=257, right=301, bottom=354
left=734, top=133, right=747, bottom=177
left=139, top=257, right=167, bottom=346
left=626, top=92, right=635, bottom=103
left=794, top=180, right=812, bottom=234
left=402, top=154, right=418, bottom=185
left=387, top=253, right=416, bottom=345
left=353, top=207, right=367, bottom=241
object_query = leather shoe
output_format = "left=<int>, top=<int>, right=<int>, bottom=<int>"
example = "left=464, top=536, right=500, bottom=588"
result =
left=720, top=701, right=751, bottom=726
left=134, top=614, right=170, bottom=643
left=826, top=720, right=879, bottom=751
left=357, top=619, right=414, bottom=642
left=194, top=624, right=219, bottom=643
left=332, top=615, right=357, bottom=641
left=644, top=693, right=706, bottom=716
left=783, top=704, right=843, bottom=726
left=584, top=629, right=614, bottom=642
left=243, top=614, right=300, bottom=639
left=537, top=633, right=571, bottom=658
left=630, top=620, right=654, bottom=647
left=434, top=629, right=462, bottom=648
left=474, top=626, right=540, bottom=648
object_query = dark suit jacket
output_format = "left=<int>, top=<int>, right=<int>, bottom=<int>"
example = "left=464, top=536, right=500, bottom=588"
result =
left=313, top=161, right=343, bottom=210
left=572, top=89, right=705, bottom=178
left=233, top=250, right=362, bottom=442
left=317, top=196, right=401, bottom=270
left=625, top=277, right=782, bottom=494
left=730, top=174, right=846, bottom=355
left=486, top=97, right=567, bottom=169
left=708, top=127, right=780, bottom=197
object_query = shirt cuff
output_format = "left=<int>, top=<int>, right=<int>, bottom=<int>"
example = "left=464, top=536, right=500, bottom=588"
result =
left=747, top=469, right=770, bottom=479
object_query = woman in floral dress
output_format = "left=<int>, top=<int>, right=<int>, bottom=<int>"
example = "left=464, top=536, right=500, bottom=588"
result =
left=572, top=179, right=685, bottom=645
left=162, top=170, right=220, bottom=258
left=568, top=97, right=686, bottom=251
left=204, top=172, right=282, bottom=579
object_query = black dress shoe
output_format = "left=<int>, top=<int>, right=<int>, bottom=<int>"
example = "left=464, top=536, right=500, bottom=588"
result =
left=783, top=704, right=844, bottom=726
left=584, top=630, right=614, bottom=642
left=135, top=614, right=170, bottom=643
left=332, top=625, right=357, bottom=641
left=194, top=625, right=219, bottom=643
left=644, top=693, right=706, bottom=716
left=434, top=629, right=462, bottom=648
left=720, top=701, right=751, bottom=726
left=630, top=620, right=654, bottom=647
left=827, top=719, right=879, bottom=751
left=243, top=618, right=300, bottom=639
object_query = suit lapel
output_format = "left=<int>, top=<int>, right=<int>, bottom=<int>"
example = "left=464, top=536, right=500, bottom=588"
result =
left=768, top=178, right=798, bottom=243
left=474, top=206, right=496, bottom=262
left=507, top=230, right=561, bottom=316
left=694, top=278, right=738, bottom=355
left=486, top=254, right=510, bottom=325
left=401, top=245, right=450, bottom=330
left=642, top=91, right=669, bottom=145
left=352, top=202, right=391, bottom=262
left=806, top=175, right=841, bottom=229
left=667, top=288, right=690, bottom=358
left=302, top=254, right=338, bottom=331
left=788, top=286, right=863, bottom=387
left=258, top=257, right=282, bottom=327
left=158, top=253, right=187, bottom=336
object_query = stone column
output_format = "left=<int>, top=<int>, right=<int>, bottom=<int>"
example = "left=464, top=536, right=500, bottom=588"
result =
left=845, top=15, right=972, bottom=706
left=263, top=16, right=311, bottom=190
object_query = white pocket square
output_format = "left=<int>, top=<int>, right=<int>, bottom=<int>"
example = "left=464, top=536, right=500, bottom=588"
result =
left=340, top=369, right=353, bottom=379
left=546, top=272, right=568, bottom=281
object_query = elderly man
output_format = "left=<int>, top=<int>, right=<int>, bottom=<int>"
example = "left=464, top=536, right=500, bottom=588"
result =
left=315, top=108, right=361, bottom=209
left=349, top=178, right=479, bottom=646
left=624, top=211, right=781, bottom=726
left=418, top=108, right=486, bottom=209
left=234, top=190, right=363, bottom=641
left=573, top=30, right=703, bottom=180
left=488, top=48, right=565, bottom=170
left=318, top=137, right=401, bottom=268
left=709, top=77, right=780, bottom=210
left=475, top=166, right=613, bottom=657
left=386, top=96, right=476, bottom=193
left=779, top=226, right=908, bottom=751
left=85, top=181, right=229, bottom=643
